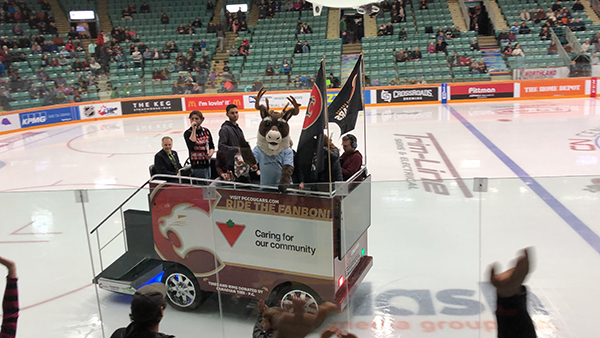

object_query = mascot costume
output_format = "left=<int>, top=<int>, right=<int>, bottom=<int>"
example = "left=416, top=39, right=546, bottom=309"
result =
left=239, top=88, right=300, bottom=192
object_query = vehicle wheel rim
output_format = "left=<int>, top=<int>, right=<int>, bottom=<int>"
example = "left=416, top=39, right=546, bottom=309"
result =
left=280, top=289, right=318, bottom=314
left=164, top=272, right=196, bottom=308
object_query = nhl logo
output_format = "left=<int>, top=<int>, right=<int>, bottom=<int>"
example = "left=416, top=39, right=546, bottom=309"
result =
left=83, top=105, right=95, bottom=117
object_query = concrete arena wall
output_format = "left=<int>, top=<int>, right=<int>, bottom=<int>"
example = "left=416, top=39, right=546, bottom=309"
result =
left=0, top=77, right=597, bottom=135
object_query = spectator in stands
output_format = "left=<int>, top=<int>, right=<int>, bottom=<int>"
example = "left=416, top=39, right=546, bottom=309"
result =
left=477, top=59, right=487, bottom=73
left=591, top=52, right=599, bottom=64
left=282, top=58, right=291, bottom=78
left=571, top=18, right=586, bottom=31
left=427, top=42, right=435, bottom=53
left=328, top=73, right=340, bottom=88
left=419, top=0, right=428, bottom=10
left=216, top=25, right=225, bottom=51
left=152, top=48, right=162, bottom=60
left=519, top=22, right=531, bottom=34
left=508, top=30, right=517, bottom=42
left=512, top=43, right=524, bottom=57
left=0, top=61, right=5, bottom=77
left=536, top=8, right=546, bottom=23
left=572, top=0, right=584, bottom=11
left=12, top=24, right=22, bottom=36
left=498, top=29, right=509, bottom=42
left=385, top=22, right=393, bottom=35
left=252, top=78, right=263, bottom=91
left=443, top=28, right=453, bottom=40
left=520, top=9, right=530, bottom=21
left=142, top=47, right=152, bottom=60
left=510, top=22, right=520, bottom=34
left=58, top=54, right=69, bottom=66
left=122, top=6, right=132, bottom=20
left=152, top=69, right=165, bottom=81
left=435, top=39, right=447, bottom=54
left=132, top=47, right=142, bottom=68
left=185, top=23, right=196, bottom=34
left=74, top=38, right=84, bottom=52
left=503, top=43, right=513, bottom=55
left=37, top=67, right=49, bottom=80
left=140, top=2, right=150, bottom=13
left=470, top=39, right=479, bottom=51
left=460, top=53, right=471, bottom=66
left=191, top=18, right=203, bottom=29
left=28, top=83, right=39, bottom=99
left=398, top=28, right=407, bottom=40
left=546, top=8, right=557, bottom=23
left=539, top=26, right=551, bottom=40
left=50, top=57, right=59, bottom=67
left=450, top=52, right=460, bottom=67
left=529, top=8, right=537, bottom=22
left=266, top=64, right=274, bottom=76
left=161, top=13, right=169, bottom=24
left=552, top=0, right=562, bottom=12
left=228, top=45, right=239, bottom=57
left=412, top=47, right=422, bottom=60
left=294, top=41, right=303, bottom=53
left=40, top=54, right=49, bottom=67
left=122, top=83, right=132, bottom=97
left=581, top=39, right=591, bottom=52
left=302, top=41, right=311, bottom=53
left=377, top=23, right=386, bottom=36
left=207, top=0, right=215, bottom=10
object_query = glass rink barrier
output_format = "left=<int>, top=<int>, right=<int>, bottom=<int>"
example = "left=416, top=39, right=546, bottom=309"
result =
left=1, top=175, right=599, bottom=337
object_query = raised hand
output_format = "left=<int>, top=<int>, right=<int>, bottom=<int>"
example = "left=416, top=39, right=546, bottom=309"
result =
left=489, top=247, right=532, bottom=297
left=0, top=256, right=17, bottom=278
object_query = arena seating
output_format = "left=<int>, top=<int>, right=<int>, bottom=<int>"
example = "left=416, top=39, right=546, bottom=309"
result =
left=233, top=8, right=341, bottom=91
left=106, top=0, right=216, bottom=95
left=495, top=0, right=596, bottom=70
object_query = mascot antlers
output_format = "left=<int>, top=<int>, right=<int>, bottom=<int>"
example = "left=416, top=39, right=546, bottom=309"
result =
left=239, top=87, right=300, bottom=192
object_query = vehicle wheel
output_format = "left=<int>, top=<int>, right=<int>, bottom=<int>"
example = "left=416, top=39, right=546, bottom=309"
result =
left=277, top=284, right=321, bottom=314
left=162, top=267, right=206, bottom=311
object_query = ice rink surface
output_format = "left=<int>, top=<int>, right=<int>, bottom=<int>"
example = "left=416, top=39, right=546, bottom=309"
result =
left=0, top=98, right=599, bottom=337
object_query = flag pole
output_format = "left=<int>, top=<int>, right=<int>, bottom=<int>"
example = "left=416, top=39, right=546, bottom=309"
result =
left=322, top=56, right=333, bottom=193
left=360, top=52, right=367, bottom=168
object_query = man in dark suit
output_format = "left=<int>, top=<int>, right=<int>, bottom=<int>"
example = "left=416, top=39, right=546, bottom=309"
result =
left=154, top=136, right=182, bottom=176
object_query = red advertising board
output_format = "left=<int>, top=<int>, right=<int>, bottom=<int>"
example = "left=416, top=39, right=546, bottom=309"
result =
left=185, top=94, right=244, bottom=111
left=450, top=83, right=514, bottom=100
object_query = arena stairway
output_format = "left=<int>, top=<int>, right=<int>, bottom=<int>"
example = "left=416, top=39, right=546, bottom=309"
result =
left=478, top=36, right=510, bottom=78
left=341, top=53, right=360, bottom=82
left=481, top=47, right=510, bottom=77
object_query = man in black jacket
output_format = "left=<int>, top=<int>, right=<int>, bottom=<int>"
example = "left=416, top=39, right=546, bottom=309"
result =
left=154, top=136, right=182, bottom=176
left=218, top=104, right=245, bottom=169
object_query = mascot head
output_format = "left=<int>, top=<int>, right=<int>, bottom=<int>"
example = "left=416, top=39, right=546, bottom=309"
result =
left=254, top=87, right=300, bottom=156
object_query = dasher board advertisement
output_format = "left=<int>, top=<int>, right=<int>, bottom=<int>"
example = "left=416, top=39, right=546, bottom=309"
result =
left=151, top=185, right=335, bottom=291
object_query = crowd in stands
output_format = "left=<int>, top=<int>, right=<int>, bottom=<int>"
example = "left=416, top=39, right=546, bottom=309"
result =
left=340, top=16, right=364, bottom=44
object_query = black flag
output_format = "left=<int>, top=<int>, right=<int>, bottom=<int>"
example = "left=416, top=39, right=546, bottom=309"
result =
left=328, top=55, right=364, bottom=134
left=297, top=60, right=327, bottom=182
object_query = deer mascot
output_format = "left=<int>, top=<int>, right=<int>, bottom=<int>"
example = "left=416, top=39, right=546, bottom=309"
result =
left=239, top=88, right=300, bottom=192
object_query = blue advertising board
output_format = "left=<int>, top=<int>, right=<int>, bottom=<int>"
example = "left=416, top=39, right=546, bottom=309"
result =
left=19, top=107, right=78, bottom=128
